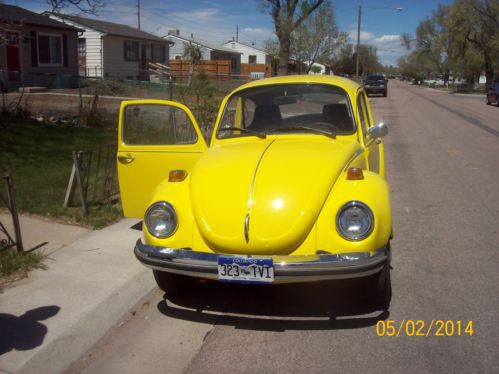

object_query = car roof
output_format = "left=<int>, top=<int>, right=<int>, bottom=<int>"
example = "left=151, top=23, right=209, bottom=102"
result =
left=230, top=75, right=360, bottom=96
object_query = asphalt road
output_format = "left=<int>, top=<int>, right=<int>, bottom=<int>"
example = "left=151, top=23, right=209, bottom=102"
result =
left=67, top=80, right=499, bottom=374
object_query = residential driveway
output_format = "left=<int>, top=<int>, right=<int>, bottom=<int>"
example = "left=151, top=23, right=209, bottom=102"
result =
left=65, top=80, right=499, bottom=373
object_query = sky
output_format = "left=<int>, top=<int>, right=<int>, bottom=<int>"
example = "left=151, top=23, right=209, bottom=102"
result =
left=13, top=0, right=454, bottom=66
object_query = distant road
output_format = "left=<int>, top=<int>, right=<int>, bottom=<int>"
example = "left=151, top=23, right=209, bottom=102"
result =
left=67, top=79, right=499, bottom=374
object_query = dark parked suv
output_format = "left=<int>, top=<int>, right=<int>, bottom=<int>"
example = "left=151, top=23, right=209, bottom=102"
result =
left=486, top=83, right=499, bottom=106
left=363, top=75, right=388, bottom=97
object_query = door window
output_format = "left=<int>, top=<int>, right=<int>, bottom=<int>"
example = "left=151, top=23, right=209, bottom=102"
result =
left=123, top=104, right=198, bottom=145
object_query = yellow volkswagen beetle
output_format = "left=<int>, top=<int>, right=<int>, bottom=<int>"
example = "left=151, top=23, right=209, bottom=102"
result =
left=117, top=75, right=392, bottom=306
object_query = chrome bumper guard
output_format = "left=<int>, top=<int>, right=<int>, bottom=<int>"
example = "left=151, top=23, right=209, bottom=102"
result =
left=134, top=240, right=389, bottom=283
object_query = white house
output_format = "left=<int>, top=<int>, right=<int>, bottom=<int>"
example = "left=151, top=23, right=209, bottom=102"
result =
left=47, top=13, right=172, bottom=79
left=221, top=40, right=271, bottom=65
left=164, top=31, right=241, bottom=74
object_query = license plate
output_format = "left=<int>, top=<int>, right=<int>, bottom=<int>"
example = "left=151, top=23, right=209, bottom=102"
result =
left=217, top=256, right=274, bottom=284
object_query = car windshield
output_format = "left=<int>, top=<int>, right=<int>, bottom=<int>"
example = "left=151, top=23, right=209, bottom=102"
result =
left=367, top=75, right=385, bottom=81
left=217, top=84, right=355, bottom=139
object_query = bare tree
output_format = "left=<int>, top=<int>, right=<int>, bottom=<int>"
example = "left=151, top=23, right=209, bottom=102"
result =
left=183, top=42, right=204, bottom=87
left=291, top=1, right=347, bottom=73
left=47, top=0, right=105, bottom=14
left=262, top=0, right=324, bottom=75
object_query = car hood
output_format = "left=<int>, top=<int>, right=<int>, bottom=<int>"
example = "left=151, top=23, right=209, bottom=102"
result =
left=190, top=137, right=359, bottom=255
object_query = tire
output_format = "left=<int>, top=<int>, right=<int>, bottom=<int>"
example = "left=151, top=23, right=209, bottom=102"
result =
left=153, top=270, right=195, bottom=297
left=365, top=259, right=392, bottom=308
left=383, top=90, right=387, bottom=97
left=496, top=97, right=499, bottom=107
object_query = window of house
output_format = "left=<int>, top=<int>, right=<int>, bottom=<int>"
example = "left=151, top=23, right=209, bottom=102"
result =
left=38, top=33, right=62, bottom=65
left=174, top=55, right=182, bottom=60
left=124, top=40, right=139, bottom=61
left=248, top=55, right=257, bottom=64
left=151, top=44, right=165, bottom=63
left=78, top=38, right=86, bottom=58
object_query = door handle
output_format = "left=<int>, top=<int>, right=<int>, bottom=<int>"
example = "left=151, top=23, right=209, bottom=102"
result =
left=118, top=154, right=135, bottom=164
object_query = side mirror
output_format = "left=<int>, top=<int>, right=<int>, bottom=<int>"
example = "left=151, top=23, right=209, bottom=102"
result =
left=367, top=122, right=388, bottom=140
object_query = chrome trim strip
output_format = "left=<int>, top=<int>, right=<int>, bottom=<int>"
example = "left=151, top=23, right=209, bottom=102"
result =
left=244, top=214, right=250, bottom=243
left=134, top=240, right=389, bottom=283
left=343, top=147, right=364, bottom=171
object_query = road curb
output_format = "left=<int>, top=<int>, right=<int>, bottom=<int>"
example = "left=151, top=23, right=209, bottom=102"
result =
left=18, top=268, right=155, bottom=374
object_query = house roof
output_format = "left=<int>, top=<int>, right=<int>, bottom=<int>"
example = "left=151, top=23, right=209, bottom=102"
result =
left=0, top=4, right=80, bottom=31
left=165, top=34, right=241, bottom=55
left=222, top=40, right=268, bottom=55
left=50, top=13, right=172, bottom=43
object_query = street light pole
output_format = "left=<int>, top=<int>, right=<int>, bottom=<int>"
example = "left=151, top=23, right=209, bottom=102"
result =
left=356, top=5, right=362, bottom=79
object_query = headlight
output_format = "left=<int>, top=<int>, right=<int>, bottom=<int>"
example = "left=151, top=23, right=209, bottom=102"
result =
left=145, top=201, right=177, bottom=238
left=336, top=201, right=374, bottom=241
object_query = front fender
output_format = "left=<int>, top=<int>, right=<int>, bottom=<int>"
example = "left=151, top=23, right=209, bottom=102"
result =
left=143, top=177, right=198, bottom=250
left=316, top=170, right=392, bottom=254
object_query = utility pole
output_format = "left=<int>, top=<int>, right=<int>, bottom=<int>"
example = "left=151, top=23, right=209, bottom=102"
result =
left=137, top=0, right=141, bottom=30
left=236, top=24, right=239, bottom=42
left=355, top=4, right=361, bottom=79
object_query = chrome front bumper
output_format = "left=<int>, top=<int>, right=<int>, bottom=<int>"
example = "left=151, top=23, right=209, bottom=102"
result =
left=134, top=240, right=390, bottom=284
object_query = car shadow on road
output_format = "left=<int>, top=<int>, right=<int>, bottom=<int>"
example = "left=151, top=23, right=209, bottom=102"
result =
left=157, top=279, right=389, bottom=332
left=0, top=305, right=60, bottom=356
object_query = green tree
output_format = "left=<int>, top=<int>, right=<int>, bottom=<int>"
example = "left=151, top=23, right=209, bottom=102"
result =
left=332, top=43, right=381, bottom=77
left=447, top=0, right=499, bottom=84
left=262, top=0, right=325, bottom=75
left=403, top=0, right=499, bottom=84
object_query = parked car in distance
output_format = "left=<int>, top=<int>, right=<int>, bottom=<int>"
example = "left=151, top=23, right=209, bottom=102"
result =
left=363, top=74, right=388, bottom=97
left=117, top=75, right=393, bottom=307
left=486, top=83, right=499, bottom=106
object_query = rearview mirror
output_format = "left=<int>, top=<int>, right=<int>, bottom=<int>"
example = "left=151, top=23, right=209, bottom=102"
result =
left=367, top=122, right=388, bottom=140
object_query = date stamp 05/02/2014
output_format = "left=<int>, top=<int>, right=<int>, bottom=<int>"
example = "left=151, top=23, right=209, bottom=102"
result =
left=376, top=320, right=474, bottom=337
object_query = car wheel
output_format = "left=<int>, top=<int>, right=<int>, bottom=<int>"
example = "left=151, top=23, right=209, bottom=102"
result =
left=486, top=98, right=491, bottom=105
left=496, top=97, right=499, bottom=107
left=365, top=259, right=392, bottom=308
left=153, top=270, right=195, bottom=297
left=383, top=90, right=387, bottom=97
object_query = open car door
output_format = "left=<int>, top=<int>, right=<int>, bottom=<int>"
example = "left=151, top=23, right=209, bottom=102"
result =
left=117, top=100, right=207, bottom=218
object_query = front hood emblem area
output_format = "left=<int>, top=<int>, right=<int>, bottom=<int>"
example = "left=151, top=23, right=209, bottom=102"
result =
left=244, top=213, right=250, bottom=243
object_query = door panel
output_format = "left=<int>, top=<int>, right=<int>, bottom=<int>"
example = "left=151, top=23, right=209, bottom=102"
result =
left=6, top=32, right=20, bottom=81
left=117, top=100, right=207, bottom=218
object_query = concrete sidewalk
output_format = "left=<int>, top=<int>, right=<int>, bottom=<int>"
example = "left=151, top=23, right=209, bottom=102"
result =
left=0, top=218, right=156, bottom=374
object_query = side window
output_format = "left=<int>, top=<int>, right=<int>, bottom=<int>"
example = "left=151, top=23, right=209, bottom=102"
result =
left=123, top=105, right=197, bottom=145
left=219, top=97, right=256, bottom=130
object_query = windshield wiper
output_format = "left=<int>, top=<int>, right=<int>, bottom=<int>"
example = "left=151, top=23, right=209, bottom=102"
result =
left=271, top=124, right=336, bottom=138
left=218, top=127, right=266, bottom=139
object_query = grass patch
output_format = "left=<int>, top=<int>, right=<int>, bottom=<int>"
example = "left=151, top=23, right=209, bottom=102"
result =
left=0, top=118, right=121, bottom=227
left=0, top=249, right=46, bottom=288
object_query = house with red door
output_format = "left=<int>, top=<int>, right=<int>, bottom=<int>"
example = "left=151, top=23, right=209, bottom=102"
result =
left=0, top=4, right=80, bottom=89
left=48, top=13, right=173, bottom=80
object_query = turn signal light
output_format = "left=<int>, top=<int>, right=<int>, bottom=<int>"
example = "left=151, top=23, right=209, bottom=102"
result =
left=169, top=169, right=188, bottom=182
left=346, top=167, right=364, bottom=180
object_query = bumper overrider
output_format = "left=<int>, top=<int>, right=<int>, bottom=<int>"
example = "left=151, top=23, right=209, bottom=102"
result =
left=134, top=240, right=390, bottom=284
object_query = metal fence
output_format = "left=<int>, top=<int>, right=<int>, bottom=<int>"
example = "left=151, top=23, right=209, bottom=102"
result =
left=64, top=146, right=119, bottom=216
left=0, top=174, right=23, bottom=253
